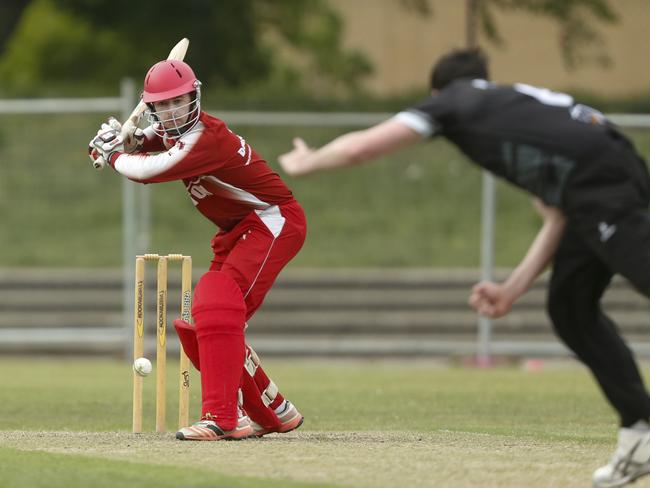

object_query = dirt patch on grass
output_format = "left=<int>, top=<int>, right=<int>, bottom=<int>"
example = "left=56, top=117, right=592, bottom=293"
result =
left=0, top=430, right=614, bottom=488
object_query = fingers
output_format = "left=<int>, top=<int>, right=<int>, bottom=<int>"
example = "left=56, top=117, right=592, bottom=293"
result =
left=293, top=137, right=307, bottom=150
left=88, top=143, right=105, bottom=170
left=480, top=305, right=497, bottom=318
left=103, top=134, right=124, bottom=152
left=469, top=282, right=490, bottom=305
left=92, top=124, right=122, bottom=148
left=469, top=296, right=494, bottom=317
left=108, top=117, right=122, bottom=131
left=89, top=117, right=123, bottom=170
left=278, top=149, right=299, bottom=174
left=468, top=281, right=501, bottom=318
left=126, top=128, right=145, bottom=151
left=89, top=130, right=124, bottom=162
left=472, top=280, right=493, bottom=293
left=278, top=138, right=313, bottom=177
left=96, top=126, right=118, bottom=144
left=468, top=289, right=482, bottom=308
left=469, top=294, right=495, bottom=317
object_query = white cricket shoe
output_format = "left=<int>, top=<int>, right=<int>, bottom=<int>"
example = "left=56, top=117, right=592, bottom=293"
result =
left=251, top=400, right=304, bottom=437
left=593, top=427, right=650, bottom=487
left=176, top=412, right=254, bottom=441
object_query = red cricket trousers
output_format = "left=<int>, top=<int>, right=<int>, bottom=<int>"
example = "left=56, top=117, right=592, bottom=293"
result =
left=209, top=200, right=306, bottom=315
left=198, top=200, right=306, bottom=428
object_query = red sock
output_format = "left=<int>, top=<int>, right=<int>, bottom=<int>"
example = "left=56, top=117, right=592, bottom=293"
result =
left=240, top=345, right=285, bottom=429
left=193, top=271, right=246, bottom=431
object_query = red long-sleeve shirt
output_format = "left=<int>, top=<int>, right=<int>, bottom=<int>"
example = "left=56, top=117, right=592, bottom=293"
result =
left=111, top=112, right=295, bottom=231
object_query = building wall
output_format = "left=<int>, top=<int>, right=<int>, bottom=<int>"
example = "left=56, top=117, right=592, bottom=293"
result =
left=328, top=0, right=649, bottom=96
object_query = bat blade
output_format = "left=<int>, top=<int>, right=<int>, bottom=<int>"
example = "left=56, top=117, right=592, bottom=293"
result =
left=168, top=38, right=189, bottom=61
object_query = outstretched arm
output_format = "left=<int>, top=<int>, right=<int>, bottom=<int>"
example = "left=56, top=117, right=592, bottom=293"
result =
left=468, top=198, right=567, bottom=318
left=278, top=119, right=422, bottom=176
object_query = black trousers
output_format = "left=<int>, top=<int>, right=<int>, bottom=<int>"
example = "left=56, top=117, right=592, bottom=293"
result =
left=548, top=140, right=650, bottom=427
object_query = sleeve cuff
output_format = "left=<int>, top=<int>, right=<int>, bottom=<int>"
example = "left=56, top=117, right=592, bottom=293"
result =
left=108, top=152, right=122, bottom=168
left=393, top=110, right=438, bottom=137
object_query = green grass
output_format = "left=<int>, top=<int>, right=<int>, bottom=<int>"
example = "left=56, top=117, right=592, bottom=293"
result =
left=1, top=114, right=649, bottom=268
left=0, top=358, right=633, bottom=487
left=0, top=447, right=335, bottom=488
left=0, top=358, right=616, bottom=437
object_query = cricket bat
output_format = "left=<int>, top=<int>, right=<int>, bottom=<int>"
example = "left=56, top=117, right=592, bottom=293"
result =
left=94, top=38, right=190, bottom=169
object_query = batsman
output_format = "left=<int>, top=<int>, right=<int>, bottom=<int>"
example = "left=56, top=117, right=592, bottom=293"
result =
left=88, top=57, right=306, bottom=441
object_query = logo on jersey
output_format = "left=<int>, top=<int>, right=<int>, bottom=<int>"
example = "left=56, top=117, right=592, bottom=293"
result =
left=186, top=178, right=213, bottom=206
left=237, top=135, right=252, bottom=165
left=570, top=104, right=606, bottom=126
left=598, top=222, right=617, bottom=242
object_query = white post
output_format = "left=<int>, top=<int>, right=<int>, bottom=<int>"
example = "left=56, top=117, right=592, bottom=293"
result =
left=138, top=183, right=150, bottom=253
left=478, top=170, right=495, bottom=365
left=121, top=78, right=137, bottom=359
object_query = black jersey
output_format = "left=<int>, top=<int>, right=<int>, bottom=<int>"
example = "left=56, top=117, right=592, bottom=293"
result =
left=396, top=79, right=634, bottom=207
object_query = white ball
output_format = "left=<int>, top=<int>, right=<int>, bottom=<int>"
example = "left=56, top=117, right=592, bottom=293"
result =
left=133, top=357, right=152, bottom=377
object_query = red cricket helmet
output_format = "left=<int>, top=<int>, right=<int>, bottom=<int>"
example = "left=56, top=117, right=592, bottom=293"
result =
left=142, top=60, right=203, bottom=139
left=142, top=60, right=199, bottom=103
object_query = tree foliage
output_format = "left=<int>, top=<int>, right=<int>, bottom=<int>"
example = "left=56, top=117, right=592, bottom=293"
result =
left=0, top=0, right=371, bottom=96
left=0, top=0, right=30, bottom=57
left=0, top=0, right=619, bottom=97
left=404, top=0, right=618, bottom=68
left=479, top=0, right=618, bottom=68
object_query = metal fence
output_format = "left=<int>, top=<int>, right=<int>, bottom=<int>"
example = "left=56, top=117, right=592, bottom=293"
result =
left=0, top=82, right=649, bottom=358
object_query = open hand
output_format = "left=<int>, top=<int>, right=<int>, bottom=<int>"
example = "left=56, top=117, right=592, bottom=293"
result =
left=278, top=138, right=313, bottom=176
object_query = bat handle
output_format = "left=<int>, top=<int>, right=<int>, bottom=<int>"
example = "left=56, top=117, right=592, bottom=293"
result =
left=94, top=156, right=106, bottom=170
left=121, top=119, right=137, bottom=140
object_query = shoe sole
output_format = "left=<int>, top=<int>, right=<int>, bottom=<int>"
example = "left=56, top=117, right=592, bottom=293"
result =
left=594, top=466, right=650, bottom=488
left=176, top=433, right=253, bottom=441
left=176, top=427, right=255, bottom=441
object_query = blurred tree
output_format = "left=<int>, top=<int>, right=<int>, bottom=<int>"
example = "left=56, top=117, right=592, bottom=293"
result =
left=0, top=1, right=30, bottom=57
left=474, top=0, right=617, bottom=67
left=406, top=0, right=618, bottom=68
left=400, top=0, right=433, bottom=16
left=255, top=0, right=372, bottom=94
left=0, top=0, right=371, bottom=96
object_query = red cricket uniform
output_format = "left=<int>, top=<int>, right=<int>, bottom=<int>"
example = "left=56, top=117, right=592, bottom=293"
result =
left=111, top=112, right=306, bottom=430
left=112, top=112, right=306, bottom=314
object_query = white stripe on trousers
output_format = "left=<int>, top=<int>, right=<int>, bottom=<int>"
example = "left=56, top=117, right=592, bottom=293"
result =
left=243, top=206, right=286, bottom=299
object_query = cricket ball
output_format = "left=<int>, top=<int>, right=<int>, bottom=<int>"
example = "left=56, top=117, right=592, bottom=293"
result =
left=133, top=357, right=152, bottom=377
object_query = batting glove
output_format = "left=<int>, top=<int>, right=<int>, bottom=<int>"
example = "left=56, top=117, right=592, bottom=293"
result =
left=105, top=117, right=145, bottom=153
left=88, top=118, right=124, bottom=167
